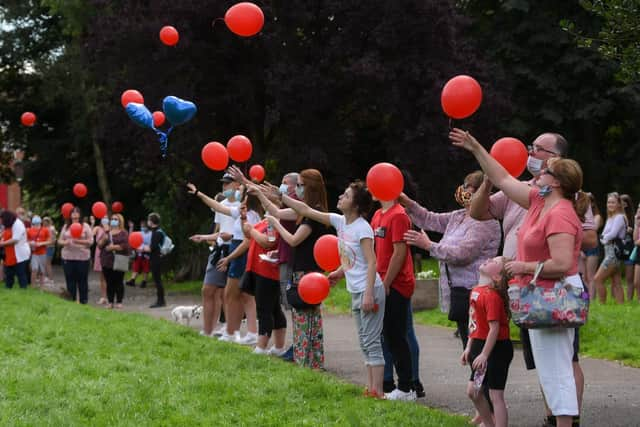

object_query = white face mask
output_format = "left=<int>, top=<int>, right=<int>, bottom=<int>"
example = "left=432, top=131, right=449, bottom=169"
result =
left=295, top=186, right=304, bottom=199
left=279, top=184, right=289, bottom=195
left=526, top=156, right=544, bottom=176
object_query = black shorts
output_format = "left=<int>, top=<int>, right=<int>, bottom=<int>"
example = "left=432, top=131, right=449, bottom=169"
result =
left=468, top=339, right=513, bottom=390
left=521, top=327, right=580, bottom=370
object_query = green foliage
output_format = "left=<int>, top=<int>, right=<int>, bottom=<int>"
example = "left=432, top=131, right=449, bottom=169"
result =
left=0, top=289, right=468, bottom=426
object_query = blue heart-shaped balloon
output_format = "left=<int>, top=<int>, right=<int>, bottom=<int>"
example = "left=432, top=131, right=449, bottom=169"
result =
left=125, top=102, right=154, bottom=129
left=162, top=96, right=197, bottom=126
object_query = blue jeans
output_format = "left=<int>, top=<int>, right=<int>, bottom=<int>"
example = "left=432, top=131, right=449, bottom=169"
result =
left=62, top=259, right=90, bottom=304
left=4, top=260, right=29, bottom=289
left=384, top=301, right=421, bottom=383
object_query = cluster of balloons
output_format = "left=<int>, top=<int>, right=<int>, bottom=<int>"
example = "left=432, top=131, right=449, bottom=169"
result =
left=200, top=135, right=266, bottom=182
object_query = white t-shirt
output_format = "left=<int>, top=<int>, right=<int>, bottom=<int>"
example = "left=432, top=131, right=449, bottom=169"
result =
left=214, top=199, right=240, bottom=245
left=228, top=207, right=260, bottom=240
left=12, top=219, right=31, bottom=263
left=329, top=213, right=383, bottom=294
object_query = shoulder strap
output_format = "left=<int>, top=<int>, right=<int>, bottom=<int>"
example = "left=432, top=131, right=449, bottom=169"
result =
left=444, top=263, right=452, bottom=288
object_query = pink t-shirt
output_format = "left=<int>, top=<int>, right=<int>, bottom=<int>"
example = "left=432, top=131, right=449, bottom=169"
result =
left=515, top=189, right=582, bottom=289
left=60, top=223, right=93, bottom=261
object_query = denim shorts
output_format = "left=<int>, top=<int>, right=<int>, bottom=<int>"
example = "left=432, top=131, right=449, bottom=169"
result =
left=583, top=246, right=599, bottom=257
left=228, top=240, right=247, bottom=279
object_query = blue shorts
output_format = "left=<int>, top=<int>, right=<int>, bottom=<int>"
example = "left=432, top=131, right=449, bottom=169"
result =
left=46, top=247, right=55, bottom=258
left=228, top=240, right=247, bottom=279
left=583, top=246, right=599, bottom=257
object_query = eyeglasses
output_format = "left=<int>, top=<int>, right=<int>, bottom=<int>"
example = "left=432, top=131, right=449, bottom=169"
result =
left=296, top=183, right=305, bottom=188
left=528, top=144, right=558, bottom=156
left=541, top=168, right=557, bottom=178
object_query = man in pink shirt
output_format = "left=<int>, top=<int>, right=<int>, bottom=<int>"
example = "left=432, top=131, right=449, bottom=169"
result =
left=469, top=133, right=585, bottom=427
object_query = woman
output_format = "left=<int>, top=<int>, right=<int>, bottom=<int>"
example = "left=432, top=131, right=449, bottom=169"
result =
left=42, top=217, right=56, bottom=284
left=581, top=193, right=602, bottom=294
left=280, top=180, right=386, bottom=397
left=58, top=207, right=93, bottom=303
left=0, top=210, right=31, bottom=289
left=27, top=215, right=50, bottom=288
left=632, top=203, right=640, bottom=302
left=401, top=171, right=501, bottom=349
left=93, top=217, right=110, bottom=304
left=98, top=213, right=129, bottom=309
left=621, top=194, right=635, bottom=300
left=451, top=128, right=584, bottom=427
left=592, top=192, right=627, bottom=304
left=187, top=182, right=259, bottom=344
left=255, top=169, right=331, bottom=368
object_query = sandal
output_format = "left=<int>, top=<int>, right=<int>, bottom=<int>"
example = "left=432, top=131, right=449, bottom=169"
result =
left=115, top=303, right=124, bottom=309
left=97, top=297, right=107, bottom=305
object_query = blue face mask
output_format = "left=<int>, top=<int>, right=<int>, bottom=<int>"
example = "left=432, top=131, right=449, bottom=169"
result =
left=141, top=226, right=148, bottom=232
left=110, top=219, right=119, bottom=227
left=235, top=190, right=242, bottom=201
left=101, top=218, right=109, bottom=226
left=31, top=217, right=42, bottom=226
left=538, top=185, right=553, bottom=197
left=222, top=189, right=234, bottom=199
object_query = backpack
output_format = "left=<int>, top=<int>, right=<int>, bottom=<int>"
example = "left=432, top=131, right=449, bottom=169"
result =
left=158, top=229, right=175, bottom=256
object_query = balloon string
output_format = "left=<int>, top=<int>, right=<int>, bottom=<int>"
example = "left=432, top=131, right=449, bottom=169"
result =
left=211, top=17, right=225, bottom=29
left=448, top=118, right=453, bottom=131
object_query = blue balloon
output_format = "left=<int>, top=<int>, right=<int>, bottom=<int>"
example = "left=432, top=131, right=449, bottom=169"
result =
left=125, top=102, right=154, bottom=129
left=162, top=96, right=197, bottom=126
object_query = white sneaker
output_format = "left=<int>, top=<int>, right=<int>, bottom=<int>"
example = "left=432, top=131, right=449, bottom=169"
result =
left=384, top=388, right=417, bottom=402
left=218, top=331, right=240, bottom=343
left=236, top=332, right=258, bottom=346
left=267, top=346, right=287, bottom=356
left=212, top=324, right=226, bottom=337
left=252, top=346, right=269, bottom=355
left=199, top=330, right=214, bottom=337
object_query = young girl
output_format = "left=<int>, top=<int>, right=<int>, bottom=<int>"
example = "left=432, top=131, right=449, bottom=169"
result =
left=461, top=256, right=513, bottom=427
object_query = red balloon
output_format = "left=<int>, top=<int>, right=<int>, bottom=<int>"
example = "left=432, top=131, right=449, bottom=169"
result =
left=298, top=272, right=330, bottom=304
left=313, top=235, right=341, bottom=271
left=129, top=231, right=144, bottom=249
left=249, top=164, right=265, bottom=182
left=159, top=25, right=179, bottom=46
left=490, top=137, right=528, bottom=177
left=92, top=201, right=108, bottom=219
left=152, top=111, right=166, bottom=127
left=21, top=112, right=36, bottom=127
left=225, top=2, right=264, bottom=37
left=120, top=89, right=144, bottom=108
left=227, top=135, right=253, bottom=162
left=112, top=201, right=124, bottom=213
left=61, top=203, right=74, bottom=219
left=441, top=75, right=483, bottom=119
left=366, top=162, right=404, bottom=202
left=73, top=183, right=87, bottom=198
left=69, top=223, right=83, bottom=239
left=201, top=142, right=229, bottom=171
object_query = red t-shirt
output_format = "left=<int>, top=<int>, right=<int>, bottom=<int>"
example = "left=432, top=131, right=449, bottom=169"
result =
left=246, top=220, right=280, bottom=281
left=516, top=189, right=582, bottom=289
left=371, top=204, right=415, bottom=298
left=468, top=284, right=510, bottom=340
left=27, top=227, right=51, bottom=256
left=2, top=229, right=17, bottom=267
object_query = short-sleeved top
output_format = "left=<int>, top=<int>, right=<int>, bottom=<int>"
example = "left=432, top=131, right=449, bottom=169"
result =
left=60, top=223, right=93, bottom=261
left=292, top=218, right=332, bottom=272
left=515, top=189, right=582, bottom=289
left=2, top=228, right=16, bottom=266
left=329, top=213, right=383, bottom=294
left=214, top=199, right=240, bottom=245
left=99, top=230, right=130, bottom=269
left=10, top=219, right=31, bottom=263
left=371, top=204, right=415, bottom=298
left=27, top=226, right=51, bottom=256
left=228, top=207, right=260, bottom=240
left=469, top=284, right=510, bottom=340
left=245, top=220, right=279, bottom=281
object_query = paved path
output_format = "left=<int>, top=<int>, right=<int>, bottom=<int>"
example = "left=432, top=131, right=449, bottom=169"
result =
left=54, top=267, right=640, bottom=426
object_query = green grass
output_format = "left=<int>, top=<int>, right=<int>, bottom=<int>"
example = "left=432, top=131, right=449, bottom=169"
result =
left=0, top=289, right=468, bottom=426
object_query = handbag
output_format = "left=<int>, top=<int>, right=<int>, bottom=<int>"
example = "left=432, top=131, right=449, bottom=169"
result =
left=508, top=262, right=589, bottom=329
left=110, top=233, right=130, bottom=272
left=613, top=233, right=634, bottom=260
left=445, top=264, right=470, bottom=322
left=287, top=271, right=320, bottom=310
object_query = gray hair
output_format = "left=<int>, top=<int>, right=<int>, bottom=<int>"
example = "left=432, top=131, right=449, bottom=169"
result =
left=283, top=172, right=299, bottom=185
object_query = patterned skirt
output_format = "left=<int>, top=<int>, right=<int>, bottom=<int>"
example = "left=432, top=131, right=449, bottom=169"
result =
left=292, top=306, right=324, bottom=369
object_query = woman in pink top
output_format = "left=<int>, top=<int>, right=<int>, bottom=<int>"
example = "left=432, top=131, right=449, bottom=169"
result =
left=451, top=129, right=584, bottom=427
left=58, top=207, right=93, bottom=304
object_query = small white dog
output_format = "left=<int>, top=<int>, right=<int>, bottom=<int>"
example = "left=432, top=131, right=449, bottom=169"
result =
left=171, top=305, right=203, bottom=326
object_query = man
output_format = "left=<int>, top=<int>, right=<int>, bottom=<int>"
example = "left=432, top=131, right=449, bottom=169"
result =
left=371, top=197, right=416, bottom=401
left=469, top=133, right=585, bottom=427
left=147, top=212, right=166, bottom=308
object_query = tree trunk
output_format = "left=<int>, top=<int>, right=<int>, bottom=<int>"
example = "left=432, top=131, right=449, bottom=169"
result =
left=91, top=130, right=111, bottom=205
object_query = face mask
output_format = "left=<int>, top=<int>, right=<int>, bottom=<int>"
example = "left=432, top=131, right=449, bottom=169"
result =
left=141, top=226, right=148, bottom=232
left=279, top=184, right=289, bottom=195
left=455, top=185, right=472, bottom=207
left=110, top=219, right=119, bottom=227
left=31, top=217, right=42, bottom=226
left=101, top=218, right=109, bottom=226
left=526, top=156, right=544, bottom=176
left=222, top=189, right=234, bottom=199
left=295, top=186, right=304, bottom=199
left=538, top=185, right=553, bottom=197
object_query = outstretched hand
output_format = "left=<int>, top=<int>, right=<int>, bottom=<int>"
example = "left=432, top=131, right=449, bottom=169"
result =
left=449, top=128, right=481, bottom=152
left=227, top=165, right=248, bottom=184
left=186, top=182, right=197, bottom=194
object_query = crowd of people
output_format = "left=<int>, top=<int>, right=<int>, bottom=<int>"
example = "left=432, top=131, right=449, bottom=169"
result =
left=2, top=129, right=640, bottom=426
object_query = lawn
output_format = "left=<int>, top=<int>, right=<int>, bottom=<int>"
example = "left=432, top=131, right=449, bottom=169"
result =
left=0, top=289, right=468, bottom=426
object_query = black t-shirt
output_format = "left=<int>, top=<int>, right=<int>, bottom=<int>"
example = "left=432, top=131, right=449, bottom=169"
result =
left=291, top=218, right=332, bottom=272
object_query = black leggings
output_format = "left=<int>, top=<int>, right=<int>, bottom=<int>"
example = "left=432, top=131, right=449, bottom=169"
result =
left=255, top=274, right=287, bottom=337
left=382, top=288, right=413, bottom=392
left=103, top=267, right=125, bottom=304
left=62, top=259, right=89, bottom=304
left=150, top=258, right=164, bottom=304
